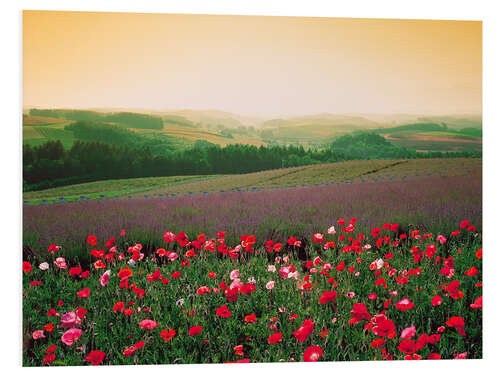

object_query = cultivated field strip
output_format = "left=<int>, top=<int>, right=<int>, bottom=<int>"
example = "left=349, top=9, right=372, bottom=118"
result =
left=23, top=158, right=481, bottom=204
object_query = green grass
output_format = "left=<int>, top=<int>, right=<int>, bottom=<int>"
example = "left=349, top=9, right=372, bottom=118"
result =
left=23, top=175, right=226, bottom=204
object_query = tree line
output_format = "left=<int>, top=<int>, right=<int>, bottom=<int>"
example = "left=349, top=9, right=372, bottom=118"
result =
left=23, top=133, right=481, bottom=192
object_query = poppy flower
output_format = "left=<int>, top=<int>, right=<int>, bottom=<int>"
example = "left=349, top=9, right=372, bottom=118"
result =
left=372, top=318, right=396, bottom=338
left=216, top=305, right=232, bottom=318
left=85, top=350, right=105, bottom=365
left=99, top=270, right=111, bottom=286
left=138, top=319, right=158, bottom=329
left=370, top=338, right=386, bottom=348
left=77, top=288, right=90, bottom=298
left=313, top=233, right=325, bottom=243
left=80, top=270, right=90, bottom=279
left=476, top=248, right=483, bottom=259
left=61, top=328, right=82, bottom=346
left=87, top=235, right=97, bottom=245
left=427, top=353, right=441, bottom=360
left=44, top=323, right=54, bottom=333
left=350, top=303, right=371, bottom=323
left=60, top=311, right=82, bottom=328
left=160, top=328, right=176, bottom=341
left=188, top=326, right=203, bottom=336
left=470, top=296, right=482, bottom=309
left=32, top=330, right=45, bottom=340
left=319, top=290, right=337, bottom=304
left=431, top=295, right=442, bottom=306
left=267, top=332, right=282, bottom=344
left=22, top=261, right=33, bottom=273
left=294, top=319, right=314, bottom=342
left=123, top=341, right=145, bottom=356
left=464, top=266, right=479, bottom=276
left=400, top=326, right=416, bottom=339
left=244, top=313, right=257, bottom=323
left=446, top=316, right=466, bottom=336
left=395, top=298, right=415, bottom=312
left=303, top=345, right=323, bottom=362
left=398, top=340, right=417, bottom=355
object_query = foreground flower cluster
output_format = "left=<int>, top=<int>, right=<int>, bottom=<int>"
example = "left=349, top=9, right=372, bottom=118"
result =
left=22, top=218, right=482, bottom=366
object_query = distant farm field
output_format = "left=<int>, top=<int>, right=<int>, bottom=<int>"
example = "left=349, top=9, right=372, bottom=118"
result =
left=23, top=158, right=481, bottom=205
left=23, top=175, right=224, bottom=204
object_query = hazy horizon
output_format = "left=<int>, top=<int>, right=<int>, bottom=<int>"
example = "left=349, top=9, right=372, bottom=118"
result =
left=23, top=11, right=482, bottom=117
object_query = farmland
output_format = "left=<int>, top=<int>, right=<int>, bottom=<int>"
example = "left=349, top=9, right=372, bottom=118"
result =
left=23, top=158, right=482, bottom=204
left=22, top=180, right=482, bottom=365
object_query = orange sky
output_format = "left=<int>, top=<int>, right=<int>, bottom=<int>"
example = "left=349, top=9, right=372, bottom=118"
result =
left=23, top=11, right=482, bottom=116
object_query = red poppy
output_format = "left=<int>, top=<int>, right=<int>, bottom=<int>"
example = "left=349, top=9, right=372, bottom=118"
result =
left=216, top=305, right=232, bottom=318
left=68, top=267, right=82, bottom=276
left=398, top=340, right=417, bottom=355
left=47, top=243, right=60, bottom=253
left=44, top=322, right=54, bottom=333
left=22, top=261, right=32, bottom=273
left=319, top=291, right=337, bottom=304
left=188, top=326, right=203, bottom=336
left=294, top=319, right=314, bottom=342
left=303, top=345, right=323, bottom=362
left=117, top=267, right=133, bottom=279
left=113, top=301, right=125, bottom=313
left=244, top=313, right=257, bottom=323
left=85, top=350, right=105, bottom=365
left=464, top=266, right=479, bottom=276
left=476, top=248, right=483, bottom=259
left=160, top=328, right=176, bottom=341
left=80, top=270, right=90, bottom=279
left=446, top=316, right=466, bottom=336
left=470, top=296, right=482, bottom=309
left=372, top=317, right=396, bottom=338
left=77, top=288, right=90, bottom=298
left=87, top=235, right=97, bottom=245
left=395, top=298, right=415, bottom=312
left=371, top=338, right=386, bottom=348
left=123, top=341, right=145, bottom=356
left=427, top=353, right=441, bottom=360
left=267, top=332, right=282, bottom=344
left=431, top=295, right=442, bottom=306
left=350, top=303, right=371, bottom=323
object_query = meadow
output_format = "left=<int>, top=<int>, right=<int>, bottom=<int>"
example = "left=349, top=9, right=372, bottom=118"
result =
left=21, top=110, right=483, bottom=366
left=22, top=213, right=482, bottom=365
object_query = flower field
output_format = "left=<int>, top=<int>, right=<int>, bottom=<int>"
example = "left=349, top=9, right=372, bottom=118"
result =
left=22, top=216, right=482, bottom=366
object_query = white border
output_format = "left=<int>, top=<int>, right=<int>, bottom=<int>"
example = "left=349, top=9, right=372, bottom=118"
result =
left=2, top=1, right=499, bottom=375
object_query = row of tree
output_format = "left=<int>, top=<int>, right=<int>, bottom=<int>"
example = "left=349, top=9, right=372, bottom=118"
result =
left=23, top=133, right=481, bottom=192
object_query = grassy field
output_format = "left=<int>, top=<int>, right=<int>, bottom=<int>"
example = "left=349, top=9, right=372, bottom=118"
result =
left=23, top=175, right=225, bottom=204
left=22, top=218, right=482, bottom=365
left=23, top=158, right=481, bottom=205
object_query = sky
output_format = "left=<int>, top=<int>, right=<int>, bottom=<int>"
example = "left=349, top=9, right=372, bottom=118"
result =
left=23, top=11, right=482, bottom=117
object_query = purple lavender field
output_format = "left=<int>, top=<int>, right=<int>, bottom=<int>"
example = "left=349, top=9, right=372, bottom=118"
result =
left=23, top=174, right=481, bottom=263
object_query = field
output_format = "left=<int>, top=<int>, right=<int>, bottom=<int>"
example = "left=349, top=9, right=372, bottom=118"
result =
left=23, top=176, right=224, bottom=204
left=23, top=158, right=482, bottom=204
left=22, top=205, right=482, bottom=365
left=380, top=131, right=482, bottom=153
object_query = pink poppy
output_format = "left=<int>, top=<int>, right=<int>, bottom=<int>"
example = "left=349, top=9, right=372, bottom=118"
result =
left=138, top=319, right=158, bottom=329
left=401, top=326, right=416, bottom=339
left=32, top=330, right=45, bottom=340
left=60, top=312, right=82, bottom=328
left=99, top=270, right=111, bottom=287
left=61, top=328, right=82, bottom=346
